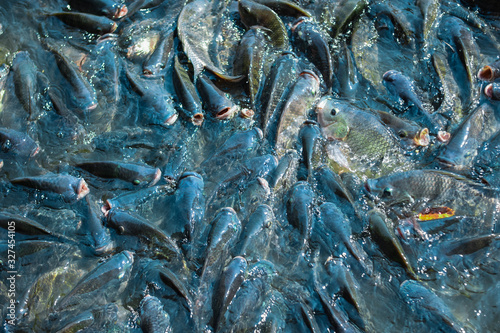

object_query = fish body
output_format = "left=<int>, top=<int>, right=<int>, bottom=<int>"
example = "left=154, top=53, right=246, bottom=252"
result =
left=259, top=51, right=301, bottom=132
left=106, top=209, right=180, bottom=259
left=269, top=70, right=320, bottom=155
left=174, top=171, right=205, bottom=239
left=233, top=26, right=271, bottom=108
left=143, top=28, right=174, bottom=76
left=55, top=251, right=134, bottom=310
left=382, top=70, right=440, bottom=133
left=297, top=120, right=321, bottom=180
left=238, top=0, right=289, bottom=49
left=286, top=181, right=314, bottom=245
left=252, top=0, right=310, bottom=17
left=76, top=161, right=161, bottom=186
left=11, top=51, right=40, bottom=119
left=375, top=110, right=430, bottom=148
left=81, top=196, right=113, bottom=255
left=139, top=295, right=172, bottom=333
left=51, top=47, right=98, bottom=111
left=49, top=12, right=118, bottom=35
left=291, top=17, right=332, bottom=90
left=400, top=280, right=464, bottom=332
left=0, top=127, right=39, bottom=157
left=125, top=69, right=178, bottom=126
left=66, top=0, right=128, bottom=19
left=196, top=74, right=239, bottom=120
left=234, top=203, right=274, bottom=258
left=364, top=169, right=494, bottom=211
left=368, top=209, right=417, bottom=279
left=319, top=202, right=366, bottom=264
left=0, top=211, right=53, bottom=236
left=437, top=103, right=500, bottom=171
left=213, top=256, right=247, bottom=330
left=317, top=98, right=409, bottom=176
left=173, top=56, right=204, bottom=125
left=11, top=173, right=89, bottom=203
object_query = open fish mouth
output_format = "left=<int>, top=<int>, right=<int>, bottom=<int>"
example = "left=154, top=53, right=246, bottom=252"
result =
left=192, top=113, right=204, bottom=126
left=102, top=200, right=113, bottom=215
left=114, top=4, right=128, bottom=19
left=413, top=128, right=429, bottom=146
left=240, top=108, right=254, bottom=119
left=76, top=179, right=90, bottom=201
left=216, top=105, right=239, bottom=120
left=478, top=65, right=495, bottom=81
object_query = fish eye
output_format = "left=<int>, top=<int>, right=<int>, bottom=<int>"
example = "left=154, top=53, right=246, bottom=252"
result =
left=382, top=187, right=393, bottom=197
left=330, top=108, right=337, bottom=116
left=2, top=139, right=11, bottom=152
left=398, top=130, right=408, bottom=138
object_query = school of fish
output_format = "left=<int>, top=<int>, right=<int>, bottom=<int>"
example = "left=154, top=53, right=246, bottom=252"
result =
left=0, top=0, right=499, bottom=332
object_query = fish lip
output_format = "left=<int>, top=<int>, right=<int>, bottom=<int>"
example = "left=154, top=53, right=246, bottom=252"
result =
left=413, top=128, right=429, bottom=146
left=478, top=65, right=494, bottom=81
left=221, top=207, right=237, bottom=214
left=300, top=69, right=320, bottom=83
left=85, top=101, right=98, bottom=111
left=257, top=177, right=270, bottom=191
left=192, top=113, right=204, bottom=126
left=216, top=105, right=239, bottom=120
left=30, top=145, right=40, bottom=157
left=240, top=108, right=254, bottom=119
left=291, top=17, right=306, bottom=32
left=179, top=171, right=203, bottom=181
left=485, top=83, right=494, bottom=99
left=122, top=250, right=135, bottom=263
left=436, top=155, right=456, bottom=168
left=164, top=112, right=179, bottom=125
left=94, top=240, right=115, bottom=255
left=302, top=119, right=318, bottom=126
left=142, top=68, right=154, bottom=76
left=149, top=168, right=162, bottom=186
left=76, top=179, right=90, bottom=201
left=0, top=159, right=2, bottom=170
left=280, top=51, right=295, bottom=57
left=96, top=33, right=119, bottom=44
left=363, top=180, right=372, bottom=194
left=254, top=127, right=264, bottom=140
left=437, top=130, right=450, bottom=143
left=382, top=70, right=397, bottom=81
left=102, top=199, right=113, bottom=215
left=110, top=22, right=118, bottom=34
left=114, top=4, right=128, bottom=19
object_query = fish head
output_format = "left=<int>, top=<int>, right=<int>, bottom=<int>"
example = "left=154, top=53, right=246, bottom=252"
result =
left=238, top=0, right=259, bottom=28
left=316, top=97, right=350, bottom=140
left=484, top=83, right=500, bottom=100
left=364, top=176, right=413, bottom=206
left=382, top=70, right=405, bottom=95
